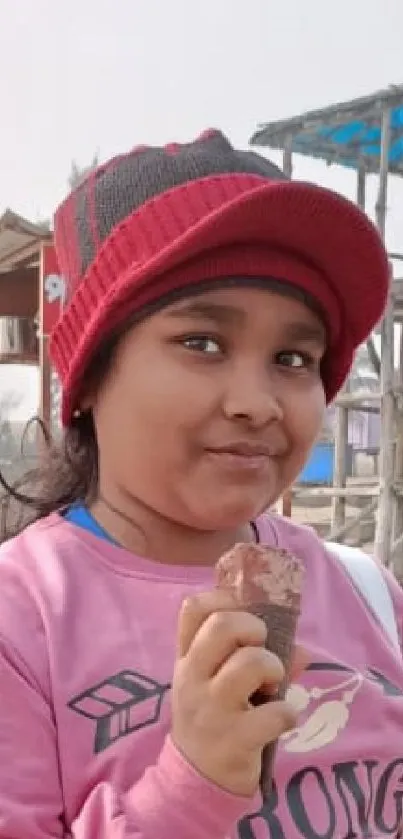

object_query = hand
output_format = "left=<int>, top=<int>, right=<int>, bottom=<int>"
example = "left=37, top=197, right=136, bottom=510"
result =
left=171, top=590, right=304, bottom=797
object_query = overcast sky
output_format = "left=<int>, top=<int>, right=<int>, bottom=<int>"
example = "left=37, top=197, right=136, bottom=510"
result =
left=1, top=0, right=403, bottom=417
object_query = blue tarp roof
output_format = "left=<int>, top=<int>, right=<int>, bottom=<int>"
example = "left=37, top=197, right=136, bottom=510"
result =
left=250, top=85, right=403, bottom=176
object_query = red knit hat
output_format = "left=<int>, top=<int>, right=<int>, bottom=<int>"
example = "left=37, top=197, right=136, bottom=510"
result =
left=50, top=130, right=389, bottom=426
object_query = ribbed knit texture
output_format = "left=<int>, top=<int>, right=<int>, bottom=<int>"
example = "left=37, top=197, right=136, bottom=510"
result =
left=50, top=130, right=389, bottom=425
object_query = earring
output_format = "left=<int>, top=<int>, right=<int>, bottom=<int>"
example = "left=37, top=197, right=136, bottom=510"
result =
left=73, top=409, right=81, bottom=419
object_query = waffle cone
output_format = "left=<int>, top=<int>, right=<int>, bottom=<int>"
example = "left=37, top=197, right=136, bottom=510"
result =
left=215, top=542, right=303, bottom=800
left=248, top=601, right=298, bottom=798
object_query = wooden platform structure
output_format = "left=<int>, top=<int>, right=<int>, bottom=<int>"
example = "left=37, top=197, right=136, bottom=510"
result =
left=0, top=210, right=61, bottom=431
left=250, top=84, right=403, bottom=575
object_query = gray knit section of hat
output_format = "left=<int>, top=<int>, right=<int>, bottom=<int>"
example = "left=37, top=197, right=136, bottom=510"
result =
left=74, top=131, right=287, bottom=274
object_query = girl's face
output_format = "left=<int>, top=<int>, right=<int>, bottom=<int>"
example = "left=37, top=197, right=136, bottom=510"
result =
left=91, top=286, right=326, bottom=530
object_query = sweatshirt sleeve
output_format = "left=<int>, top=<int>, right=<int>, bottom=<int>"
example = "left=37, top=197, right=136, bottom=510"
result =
left=73, top=738, right=256, bottom=839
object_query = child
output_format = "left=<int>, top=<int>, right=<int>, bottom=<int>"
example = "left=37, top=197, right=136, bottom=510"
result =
left=0, top=130, right=401, bottom=839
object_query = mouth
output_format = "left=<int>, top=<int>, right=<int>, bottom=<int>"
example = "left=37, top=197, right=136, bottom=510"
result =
left=205, top=442, right=281, bottom=472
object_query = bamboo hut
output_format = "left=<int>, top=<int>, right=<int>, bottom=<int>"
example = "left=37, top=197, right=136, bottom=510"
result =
left=250, top=85, right=403, bottom=577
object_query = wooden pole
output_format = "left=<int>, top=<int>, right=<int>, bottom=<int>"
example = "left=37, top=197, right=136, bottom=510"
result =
left=329, top=498, right=377, bottom=543
left=278, top=134, right=294, bottom=517
left=37, top=247, right=51, bottom=455
left=392, top=326, right=403, bottom=579
left=357, top=164, right=382, bottom=381
left=295, top=484, right=379, bottom=498
left=282, top=135, right=293, bottom=178
left=330, top=166, right=366, bottom=540
left=374, top=108, right=394, bottom=566
left=357, top=164, right=366, bottom=210
left=39, top=336, right=51, bottom=428
left=330, top=392, right=348, bottom=534
left=366, top=337, right=381, bottom=378
left=375, top=111, right=390, bottom=238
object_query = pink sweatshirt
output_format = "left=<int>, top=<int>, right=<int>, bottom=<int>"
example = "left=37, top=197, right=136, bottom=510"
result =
left=1, top=512, right=403, bottom=839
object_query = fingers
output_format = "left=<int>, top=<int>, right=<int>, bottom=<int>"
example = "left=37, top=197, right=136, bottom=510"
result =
left=240, top=699, right=297, bottom=750
left=177, top=591, right=240, bottom=658
left=211, top=645, right=284, bottom=707
left=185, top=609, right=267, bottom=679
left=177, top=593, right=309, bottom=686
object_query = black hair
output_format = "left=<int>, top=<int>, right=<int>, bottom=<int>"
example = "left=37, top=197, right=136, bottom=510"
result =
left=0, top=331, right=119, bottom=544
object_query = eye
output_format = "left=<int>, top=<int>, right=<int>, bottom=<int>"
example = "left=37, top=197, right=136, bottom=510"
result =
left=276, top=350, right=316, bottom=369
left=181, top=335, right=222, bottom=355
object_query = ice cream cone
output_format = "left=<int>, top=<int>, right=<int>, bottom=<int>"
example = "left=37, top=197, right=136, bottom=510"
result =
left=215, top=543, right=303, bottom=799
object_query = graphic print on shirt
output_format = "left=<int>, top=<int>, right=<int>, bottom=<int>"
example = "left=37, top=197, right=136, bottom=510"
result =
left=282, top=662, right=402, bottom=754
left=238, top=662, right=403, bottom=839
left=68, top=661, right=401, bottom=756
left=68, top=661, right=403, bottom=837
left=68, top=669, right=170, bottom=753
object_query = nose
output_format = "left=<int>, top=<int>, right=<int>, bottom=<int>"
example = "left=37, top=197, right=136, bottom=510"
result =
left=222, top=362, right=284, bottom=427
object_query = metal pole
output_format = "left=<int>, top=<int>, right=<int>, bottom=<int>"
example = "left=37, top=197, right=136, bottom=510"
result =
left=374, top=108, right=394, bottom=565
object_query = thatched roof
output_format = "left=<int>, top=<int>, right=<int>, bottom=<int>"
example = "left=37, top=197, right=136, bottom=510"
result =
left=250, top=84, right=403, bottom=175
left=0, top=209, right=51, bottom=273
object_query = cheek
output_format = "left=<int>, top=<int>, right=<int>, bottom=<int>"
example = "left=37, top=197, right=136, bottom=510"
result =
left=285, top=387, right=326, bottom=457
left=94, top=360, right=211, bottom=461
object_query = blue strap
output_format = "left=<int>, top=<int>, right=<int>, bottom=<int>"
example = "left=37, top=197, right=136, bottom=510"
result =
left=64, top=504, right=117, bottom=545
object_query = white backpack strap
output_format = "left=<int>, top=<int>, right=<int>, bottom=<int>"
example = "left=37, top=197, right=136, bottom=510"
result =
left=325, top=542, right=400, bottom=652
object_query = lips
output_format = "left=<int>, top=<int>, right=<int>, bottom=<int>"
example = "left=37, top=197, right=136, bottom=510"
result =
left=204, top=440, right=286, bottom=476
left=207, top=441, right=283, bottom=458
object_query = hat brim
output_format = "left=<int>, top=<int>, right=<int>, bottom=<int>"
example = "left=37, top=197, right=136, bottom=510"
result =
left=130, top=177, right=388, bottom=350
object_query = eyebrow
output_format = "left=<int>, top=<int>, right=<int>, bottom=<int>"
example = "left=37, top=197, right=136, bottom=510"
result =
left=166, top=300, right=245, bottom=326
left=281, top=322, right=327, bottom=346
left=166, top=299, right=326, bottom=345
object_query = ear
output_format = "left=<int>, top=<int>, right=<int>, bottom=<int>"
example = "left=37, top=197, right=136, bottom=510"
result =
left=77, top=375, right=101, bottom=414
left=79, top=394, right=94, bottom=412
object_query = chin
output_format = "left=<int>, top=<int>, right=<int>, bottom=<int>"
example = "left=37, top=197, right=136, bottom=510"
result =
left=188, top=497, right=269, bottom=532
